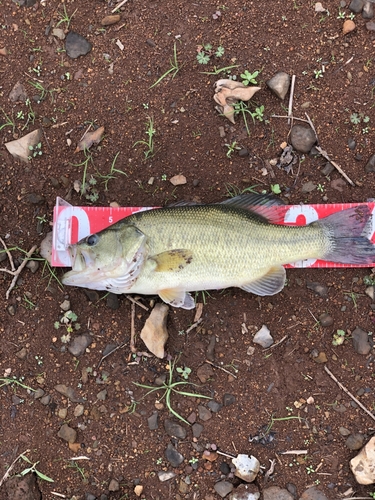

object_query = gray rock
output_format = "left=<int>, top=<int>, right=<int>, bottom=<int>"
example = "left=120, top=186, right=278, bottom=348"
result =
left=97, top=389, right=107, bottom=401
left=223, top=393, right=236, bottom=406
left=165, top=442, right=184, bottom=467
left=84, top=289, right=100, bottom=302
left=321, top=162, right=334, bottom=176
left=319, top=313, right=333, bottom=327
left=208, top=400, right=222, bottom=412
left=365, top=153, right=375, bottom=172
left=85, top=494, right=97, bottom=500
left=106, top=292, right=120, bottom=310
left=352, top=327, right=372, bottom=355
left=52, top=28, right=66, bottom=40
left=55, top=384, right=85, bottom=403
left=164, top=418, right=186, bottom=439
left=214, top=480, right=234, bottom=498
left=66, top=31, right=93, bottom=59
left=229, top=483, right=260, bottom=499
left=148, top=412, right=159, bottom=430
left=349, top=0, right=365, bottom=12
left=157, top=470, right=176, bottom=482
left=58, top=423, right=77, bottom=443
left=5, top=473, right=41, bottom=500
left=74, top=404, right=84, bottom=417
left=366, top=19, right=375, bottom=30
left=266, top=71, right=291, bottom=100
left=348, top=137, right=356, bottom=150
left=339, top=426, right=351, bottom=436
left=40, top=394, right=51, bottom=405
left=26, top=260, right=39, bottom=273
left=363, top=1, right=374, bottom=18
left=68, top=333, right=93, bottom=357
left=301, top=180, right=316, bottom=193
left=346, top=432, right=365, bottom=450
left=290, top=125, right=316, bottom=153
left=307, top=281, right=328, bottom=297
left=108, top=479, right=120, bottom=492
left=60, top=299, right=71, bottom=311
left=9, top=81, right=27, bottom=102
left=34, top=388, right=45, bottom=399
left=300, top=487, right=328, bottom=500
left=253, top=325, right=273, bottom=348
left=15, top=347, right=28, bottom=360
left=192, top=422, right=204, bottom=438
left=286, top=483, right=297, bottom=497
left=198, top=405, right=212, bottom=421
left=263, top=486, right=294, bottom=500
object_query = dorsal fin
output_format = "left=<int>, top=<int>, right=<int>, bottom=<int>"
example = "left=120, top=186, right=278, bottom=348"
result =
left=219, top=193, right=286, bottom=224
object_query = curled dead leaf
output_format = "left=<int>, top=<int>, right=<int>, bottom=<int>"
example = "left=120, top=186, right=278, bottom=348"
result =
left=5, top=129, right=42, bottom=163
left=75, top=126, right=105, bottom=152
left=214, top=80, right=261, bottom=124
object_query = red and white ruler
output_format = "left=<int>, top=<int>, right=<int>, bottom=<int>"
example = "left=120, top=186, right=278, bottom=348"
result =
left=52, top=197, right=375, bottom=269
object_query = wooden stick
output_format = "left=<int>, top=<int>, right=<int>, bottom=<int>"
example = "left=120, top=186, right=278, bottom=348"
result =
left=0, top=245, right=38, bottom=299
left=205, top=359, right=238, bottom=379
left=97, top=342, right=126, bottom=369
left=287, top=75, right=296, bottom=125
left=129, top=302, right=137, bottom=353
left=315, top=145, right=355, bottom=186
left=324, top=365, right=375, bottom=423
left=0, top=237, right=15, bottom=271
left=112, top=0, right=129, bottom=13
left=271, top=115, right=310, bottom=124
left=126, top=295, right=149, bottom=311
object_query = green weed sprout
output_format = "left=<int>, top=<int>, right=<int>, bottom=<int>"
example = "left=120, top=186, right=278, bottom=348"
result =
left=18, top=453, right=54, bottom=483
left=97, top=152, right=128, bottom=191
left=134, top=359, right=210, bottom=424
left=241, top=69, right=260, bottom=85
left=133, top=116, right=156, bottom=159
left=150, top=43, right=180, bottom=88
left=56, top=4, right=78, bottom=29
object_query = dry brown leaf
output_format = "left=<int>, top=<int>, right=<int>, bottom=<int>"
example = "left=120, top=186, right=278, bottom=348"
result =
left=214, top=79, right=261, bottom=124
left=5, top=129, right=42, bottom=163
left=229, top=86, right=261, bottom=102
left=68, top=442, right=81, bottom=453
left=75, top=126, right=105, bottom=152
left=215, top=79, right=247, bottom=90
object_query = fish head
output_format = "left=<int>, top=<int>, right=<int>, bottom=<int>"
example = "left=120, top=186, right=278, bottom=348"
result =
left=62, top=224, right=147, bottom=292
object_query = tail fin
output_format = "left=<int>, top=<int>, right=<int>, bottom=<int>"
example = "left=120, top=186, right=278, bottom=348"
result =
left=317, top=205, right=375, bottom=265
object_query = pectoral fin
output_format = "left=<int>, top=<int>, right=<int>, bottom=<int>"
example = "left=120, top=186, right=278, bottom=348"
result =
left=159, top=288, right=196, bottom=309
left=240, top=266, right=286, bottom=296
left=153, top=249, right=193, bottom=272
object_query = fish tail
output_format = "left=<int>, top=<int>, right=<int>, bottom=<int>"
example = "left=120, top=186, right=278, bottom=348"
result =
left=318, top=205, right=375, bottom=265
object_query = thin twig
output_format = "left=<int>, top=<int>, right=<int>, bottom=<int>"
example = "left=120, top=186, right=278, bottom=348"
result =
left=78, top=123, right=92, bottom=145
left=186, top=318, right=203, bottom=334
left=0, top=448, right=30, bottom=487
left=271, top=115, right=310, bottom=124
left=129, top=301, right=137, bottom=353
left=280, top=449, right=308, bottom=455
left=216, top=450, right=235, bottom=459
left=304, top=112, right=318, bottom=141
left=0, top=237, right=16, bottom=271
left=111, top=0, right=129, bottom=13
left=287, top=75, right=296, bottom=125
left=97, top=342, right=126, bottom=369
left=264, top=335, right=288, bottom=351
left=324, top=365, right=375, bottom=423
left=126, top=295, right=149, bottom=311
left=205, top=359, right=238, bottom=379
left=0, top=244, right=38, bottom=299
left=264, top=458, right=276, bottom=483
left=315, top=145, right=355, bottom=186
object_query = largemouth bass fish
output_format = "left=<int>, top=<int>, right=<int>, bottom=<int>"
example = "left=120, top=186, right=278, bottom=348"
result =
left=62, top=194, right=375, bottom=309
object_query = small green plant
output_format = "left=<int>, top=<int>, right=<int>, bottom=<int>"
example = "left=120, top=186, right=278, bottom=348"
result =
left=150, top=43, right=180, bottom=88
left=316, top=183, right=324, bottom=193
left=196, top=43, right=224, bottom=65
left=225, top=141, right=241, bottom=158
left=0, top=108, right=15, bottom=132
left=201, top=64, right=239, bottom=75
left=134, top=358, right=210, bottom=424
left=133, top=116, right=156, bottom=159
left=337, top=9, right=345, bottom=19
left=97, top=152, right=127, bottom=191
left=364, top=275, right=375, bottom=285
left=313, top=69, right=323, bottom=79
left=350, top=112, right=370, bottom=128
left=225, top=183, right=259, bottom=198
left=66, top=460, right=86, bottom=481
left=54, top=310, right=81, bottom=343
left=332, top=329, right=346, bottom=346
left=176, top=366, right=191, bottom=380
left=156, top=457, right=163, bottom=465
left=18, top=453, right=54, bottom=482
left=189, top=457, right=199, bottom=465
left=28, top=142, right=42, bottom=160
left=0, top=376, right=34, bottom=392
left=306, top=465, right=315, bottom=474
left=56, top=4, right=78, bottom=29
left=240, top=69, right=260, bottom=85
left=271, top=184, right=281, bottom=195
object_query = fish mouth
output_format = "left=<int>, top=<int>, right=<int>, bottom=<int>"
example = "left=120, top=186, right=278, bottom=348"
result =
left=62, top=246, right=95, bottom=286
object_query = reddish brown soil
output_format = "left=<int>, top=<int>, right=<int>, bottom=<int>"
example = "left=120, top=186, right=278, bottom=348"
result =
left=1, top=0, right=375, bottom=499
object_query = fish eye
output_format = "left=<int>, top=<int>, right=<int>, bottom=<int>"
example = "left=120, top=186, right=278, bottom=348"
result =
left=86, top=234, right=99, bottom=246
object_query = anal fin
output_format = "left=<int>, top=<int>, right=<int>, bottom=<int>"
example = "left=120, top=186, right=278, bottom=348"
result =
left=240, top=266, right=286, bottom=296
left=159, top=288, right=195, bottom=309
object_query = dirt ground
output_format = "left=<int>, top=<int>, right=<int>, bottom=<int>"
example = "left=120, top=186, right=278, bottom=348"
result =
left=2, top=0, right=375, bottom=499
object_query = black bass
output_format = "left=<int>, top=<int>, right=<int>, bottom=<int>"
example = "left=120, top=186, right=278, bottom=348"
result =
left=62, top=194, right=375, bottom=309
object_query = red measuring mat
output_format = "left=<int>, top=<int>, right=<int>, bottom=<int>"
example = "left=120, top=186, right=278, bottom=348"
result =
left=52, top=197, right=375, bottom=269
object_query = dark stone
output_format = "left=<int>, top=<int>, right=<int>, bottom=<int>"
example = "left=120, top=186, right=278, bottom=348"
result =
left=319, top=313, right=334, bottom=327
left=306, top=281, right=328, bottom=297
left=346, top=432, right=365, bottom=450
left=165, top=442, right=184, bottom=467
left=164, top=418, right=187, bottom=439
left=290, top=124, right=316, bottom=153
left=68, top=333, right=93, bottom=357
left=66, top=31, right=93, bottom=59
left=106, top=292, right=119, bottom=310
left=348, top=138, right=356, bottom=150
left=220, top=462, right=231, bottom=474
left=192, top=422, right=204, bottom=438
left=207, top=400, right=222, bottom=413
left=223, top=393, right=236, bottom=406
left=321, top=162, right=335, bottom=176
left=27, top=193, right=45, bottom=204
left=365, top=153, right=375, bottom=172
left=5, top=473, right=41, bottom=500
left=84, top=289, right=100, bottom=302
left=352, top=326, right=371, bottom=355
left=147, top=412, right=159, bottom=430
left=349, top=0, right=365, bottom=13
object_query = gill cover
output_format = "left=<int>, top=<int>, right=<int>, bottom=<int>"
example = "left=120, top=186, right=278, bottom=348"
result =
left=62, top=225, right=147, bottom=293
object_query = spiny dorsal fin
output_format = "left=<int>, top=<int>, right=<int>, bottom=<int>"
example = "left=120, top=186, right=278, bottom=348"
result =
left=219, top=193, right=286, bottom=224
